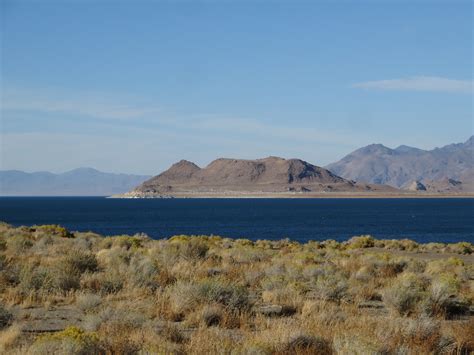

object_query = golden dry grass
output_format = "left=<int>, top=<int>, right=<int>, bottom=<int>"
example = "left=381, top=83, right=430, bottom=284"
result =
left=0, top=222, right=472, bottom=354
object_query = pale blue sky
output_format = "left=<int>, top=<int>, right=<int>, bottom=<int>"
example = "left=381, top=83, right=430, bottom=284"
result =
left=1, top=0, right=472, bottom=174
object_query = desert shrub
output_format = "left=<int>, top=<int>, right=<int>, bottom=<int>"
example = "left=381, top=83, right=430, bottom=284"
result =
left=19, top=265, right=56, bottom=293
left=128, top=255, right=160, bottom=290
left=183, top=238, right=209, bottom=259
left=448, top=318, right=474, bottom=353
left=81, top=272, right=123, bottom=295
left=0, top=304, right=13, bottom=330
left=422, top=279, right=469, bottom=319
left=235, top=238, right=254, bottom=247
left=34, top=224, right=74, bottom=239
left=64, top=251, right=98, bottom=274
left=311, top=275, right=349, bottom=303
left=160, top=324, right=186, bottom=344
left=112, top=235, right=143, bottom=250
left=377, top=259, right=407, bottom=277
left=333, top=333, right=386, bottom=354
left=0, top=238, right=7, bottom=252
left=198, top=279, right=250, bottom=311
left=7, top=235, right=33, bottom=253
left=405, top=259, right=426, bottom=273
left=353, top=265, right=374, bottom=282
left=346, top=235, right=375, bottom=249
left=76, top=293, right=102, bottom=312
left=447, top=242, right=473, bottom=255
left=422, top=242, right=446, bottom=252
left=168, top=279, right=250, bottom=317
left=399, top=316, right=443, bottom=353
left=201, top=304, right=223, bottom=327
left=185, top=327, right=242, bottom=354
left=383, top=273, right=427, bottom=316
left=227, top=246, right=269, bottom=263
left=0, top=324, right=22, bottom=353
left=279, top=334, right=332, bottom=354
left=97, top=308, right=146, bottom=354
left=380, top=239, right=419, bottom=251
left=30, top=326, right=100, bottom=355
left=42, top=251, right=99, bottom=292
left=168, top=281, right=202, bottom=316
left=54, top=268, right=82, bottom=292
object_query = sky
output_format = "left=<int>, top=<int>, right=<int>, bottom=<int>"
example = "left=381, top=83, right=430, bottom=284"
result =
left=1, top=0, right=473, bottom=175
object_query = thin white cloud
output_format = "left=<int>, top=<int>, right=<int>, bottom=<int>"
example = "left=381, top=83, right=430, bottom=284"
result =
left=352, top=76, right=473, bottom=93
left=1, top=88, right=162, bottom=120
left=190, top=116, right=373, bottom=148
left=0, top=86, right=379, bottom=173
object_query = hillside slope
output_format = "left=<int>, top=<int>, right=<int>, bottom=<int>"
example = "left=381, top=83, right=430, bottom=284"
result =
left=126, top=157, right=397, bottom=197
left=325, top=136, right=473, bottom=191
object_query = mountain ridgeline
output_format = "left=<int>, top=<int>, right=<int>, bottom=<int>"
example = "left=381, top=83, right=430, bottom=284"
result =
left=2, top=137, right=472, bottom=197
left=125, top=157, right=396, bottom=197
left=325, top=136, right=473, bottom=192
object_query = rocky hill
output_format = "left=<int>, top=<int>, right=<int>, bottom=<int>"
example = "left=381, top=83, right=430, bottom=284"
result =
left=0, top=168, right=151, bottom=196
left=124, top=157, right=397, bottom=197
left=325, top=136, right=473, bottom=191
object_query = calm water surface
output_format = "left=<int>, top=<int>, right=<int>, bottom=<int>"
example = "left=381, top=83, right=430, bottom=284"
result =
left=0, top=197, right=473, bottom=243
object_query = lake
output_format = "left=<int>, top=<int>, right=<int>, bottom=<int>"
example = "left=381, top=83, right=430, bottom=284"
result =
left=0, top=197, right=473, bottom=243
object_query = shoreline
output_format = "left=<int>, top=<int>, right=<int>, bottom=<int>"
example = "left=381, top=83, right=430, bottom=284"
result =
left=110, top=192, right=474, bottom=199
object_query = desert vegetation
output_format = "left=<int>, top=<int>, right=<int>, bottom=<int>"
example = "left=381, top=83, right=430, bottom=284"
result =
left=0, top=222, right=472, bottom=354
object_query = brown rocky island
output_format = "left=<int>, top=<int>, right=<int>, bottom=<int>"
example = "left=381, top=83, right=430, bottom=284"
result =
left=116, top=157, right=402, bottom=198
left=115, top=156, right=474, bottom=198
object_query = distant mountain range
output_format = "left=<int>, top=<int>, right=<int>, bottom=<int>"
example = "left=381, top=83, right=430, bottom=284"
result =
left=121, top=156, right=397, bottom=197
left=325, top=136, right=473, bottom=192
left=2, top=137, right=472, bottom=196
left=0, top=168, right=151, bottom=196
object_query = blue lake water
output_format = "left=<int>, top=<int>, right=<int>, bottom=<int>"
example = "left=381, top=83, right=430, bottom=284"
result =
left=0, top=197, right=473, bottom=243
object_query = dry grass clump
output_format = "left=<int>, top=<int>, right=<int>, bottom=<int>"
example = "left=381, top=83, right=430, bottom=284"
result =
left=0, top=304, right=12, bottom=329
left=0, top=223, right=472, bottom=354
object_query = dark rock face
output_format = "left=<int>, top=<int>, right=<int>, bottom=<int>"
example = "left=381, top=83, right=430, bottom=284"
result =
left=131, top=157, right=396, bottom=196
left=405, top=181, right=427, bottom=191
left=325, top=136, right=474, bottom=191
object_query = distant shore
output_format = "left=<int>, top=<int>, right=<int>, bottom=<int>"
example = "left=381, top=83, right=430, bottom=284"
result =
left=110, top=191, right=474, bottom=199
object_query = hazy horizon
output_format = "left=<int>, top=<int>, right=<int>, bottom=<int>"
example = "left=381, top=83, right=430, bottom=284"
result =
left=0, top=134, right=471, bottom=175
left=1, top=1, right=473, bottom=175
